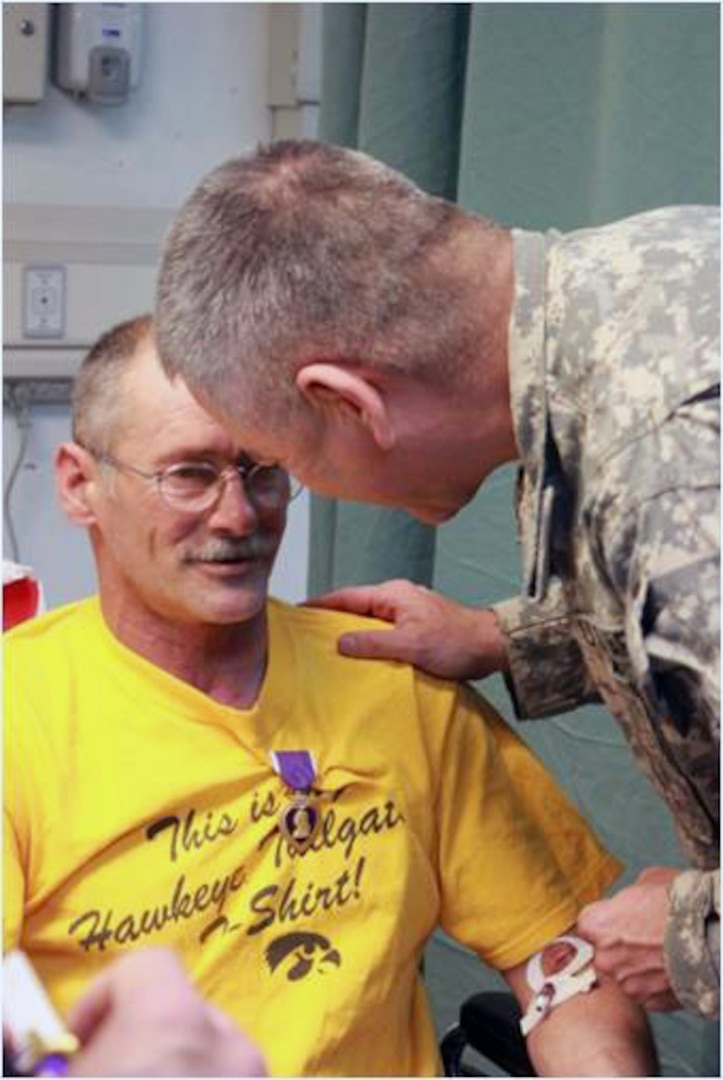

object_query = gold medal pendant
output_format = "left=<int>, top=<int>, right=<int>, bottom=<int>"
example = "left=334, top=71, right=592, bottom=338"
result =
left=278, top=792, right=320, bottom=854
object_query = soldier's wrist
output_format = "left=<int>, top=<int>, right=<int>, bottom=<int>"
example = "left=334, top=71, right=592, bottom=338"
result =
left=664, top=869, right=720, bottom=1019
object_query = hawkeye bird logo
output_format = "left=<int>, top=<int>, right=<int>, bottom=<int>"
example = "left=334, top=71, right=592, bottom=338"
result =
left=265, top=931, right=342, bottom=981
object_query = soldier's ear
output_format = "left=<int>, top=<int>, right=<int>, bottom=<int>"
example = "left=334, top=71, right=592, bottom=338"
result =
left=55, top=443, right=104, bottom=526
left=296, top=363, right=395, bottom=450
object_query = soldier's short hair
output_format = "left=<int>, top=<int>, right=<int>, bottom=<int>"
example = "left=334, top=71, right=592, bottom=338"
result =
left=155, top=140, right=501, bottom=422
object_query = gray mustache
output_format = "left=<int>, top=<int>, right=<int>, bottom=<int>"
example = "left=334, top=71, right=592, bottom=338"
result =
left=190, top=536, right=276, bottom=563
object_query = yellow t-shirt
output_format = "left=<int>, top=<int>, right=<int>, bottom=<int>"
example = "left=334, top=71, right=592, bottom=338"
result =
left=5, top=597, right=620, bottom=1076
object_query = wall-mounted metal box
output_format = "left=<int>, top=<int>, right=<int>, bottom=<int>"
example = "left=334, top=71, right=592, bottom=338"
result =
left=3, top=3, right=49, bottom=104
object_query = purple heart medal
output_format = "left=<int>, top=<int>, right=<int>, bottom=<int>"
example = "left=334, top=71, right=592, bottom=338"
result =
left=270, top=750, right=320, bottom=854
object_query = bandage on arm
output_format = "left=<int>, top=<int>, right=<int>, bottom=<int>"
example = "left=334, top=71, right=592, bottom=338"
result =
left=520, top=934, right=597, bottom=1035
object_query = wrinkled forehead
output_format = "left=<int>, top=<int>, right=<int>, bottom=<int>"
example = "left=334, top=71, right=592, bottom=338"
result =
left=114, top=344, right=244, bottom=461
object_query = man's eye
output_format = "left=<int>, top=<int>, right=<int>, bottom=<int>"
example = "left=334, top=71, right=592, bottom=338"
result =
left=249, top=464, right=287, bottom=488
left=166, top=464, right=217, bottom=485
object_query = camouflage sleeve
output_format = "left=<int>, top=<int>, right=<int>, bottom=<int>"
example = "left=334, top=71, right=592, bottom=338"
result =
left=493, top=578, right=602, bottom=719
left=598, top=449, right=720, bottom=807
left=665, top=869, right=720, bottom=1019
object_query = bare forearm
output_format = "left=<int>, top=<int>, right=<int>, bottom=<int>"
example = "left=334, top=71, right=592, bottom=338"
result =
left=526, top=982, right=658, bottom=1077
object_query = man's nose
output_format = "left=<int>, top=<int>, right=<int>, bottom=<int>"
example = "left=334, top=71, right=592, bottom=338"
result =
left=208, top=471, right=260, bottom=532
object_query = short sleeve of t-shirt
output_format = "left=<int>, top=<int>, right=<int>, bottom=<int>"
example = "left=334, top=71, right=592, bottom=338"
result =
left=422, top=678, right=621, bottom=969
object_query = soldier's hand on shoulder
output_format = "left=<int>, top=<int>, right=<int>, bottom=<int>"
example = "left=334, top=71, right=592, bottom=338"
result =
left=305, top=579, right=509, bottom=680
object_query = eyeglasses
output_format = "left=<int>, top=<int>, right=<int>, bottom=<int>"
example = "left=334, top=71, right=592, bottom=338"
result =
left=90, top=450, right=302, bottom=513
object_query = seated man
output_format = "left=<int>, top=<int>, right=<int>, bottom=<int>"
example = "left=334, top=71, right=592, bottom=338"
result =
left=4, top=315, right=657, bottom=1077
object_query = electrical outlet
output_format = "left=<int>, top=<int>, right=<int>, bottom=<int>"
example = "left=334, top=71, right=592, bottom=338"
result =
left=23, top=265, right=66, bottom=339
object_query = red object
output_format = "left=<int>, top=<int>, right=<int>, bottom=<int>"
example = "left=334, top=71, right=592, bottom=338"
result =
left=3, top=577, right=40, bottom=631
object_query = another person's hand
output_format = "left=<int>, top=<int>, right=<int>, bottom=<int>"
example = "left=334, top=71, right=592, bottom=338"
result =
left=577, top=867, right=681, bottom=1011
left=306, top=579, right=509, bottom=680
left=67, top=948, right=267, bottom=1077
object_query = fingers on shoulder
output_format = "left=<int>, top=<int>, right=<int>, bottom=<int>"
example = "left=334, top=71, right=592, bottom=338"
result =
left=338, top=629, right=410, bottom=662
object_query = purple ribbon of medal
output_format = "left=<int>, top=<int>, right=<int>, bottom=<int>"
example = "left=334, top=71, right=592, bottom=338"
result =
left=270, top=750, right=320, bottom=853
left=35, top=1053, right=71, bottom=1077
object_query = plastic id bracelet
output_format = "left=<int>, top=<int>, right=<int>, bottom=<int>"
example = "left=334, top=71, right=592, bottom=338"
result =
left=520, top=934, right=597, bottom=1036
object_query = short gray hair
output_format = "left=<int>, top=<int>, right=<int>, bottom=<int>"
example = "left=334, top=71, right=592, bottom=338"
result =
left=72, top=314, right=152, bottom=453
left=155, top=140, right=498, bottom=420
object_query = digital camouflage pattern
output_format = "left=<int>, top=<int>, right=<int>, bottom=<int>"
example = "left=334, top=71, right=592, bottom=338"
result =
left=494, top=206, right=720, bottom=1018
left=666, top=869, right=720, bottom=1019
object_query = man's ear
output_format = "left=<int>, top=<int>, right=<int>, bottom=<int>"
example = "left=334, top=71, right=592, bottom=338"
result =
left=295, top=363, right=395, bottom=451
left=55, top=443, right=103, bottom=526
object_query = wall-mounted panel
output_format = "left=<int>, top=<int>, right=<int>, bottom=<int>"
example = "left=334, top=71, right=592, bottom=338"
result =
left=3, top=3, right=49, bottom=104
left=4, top=204, right=171, bottom=378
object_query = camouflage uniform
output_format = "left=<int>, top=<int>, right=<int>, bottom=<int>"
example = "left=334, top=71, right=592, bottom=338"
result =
left=493, top=206, right=720, bottom=1018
